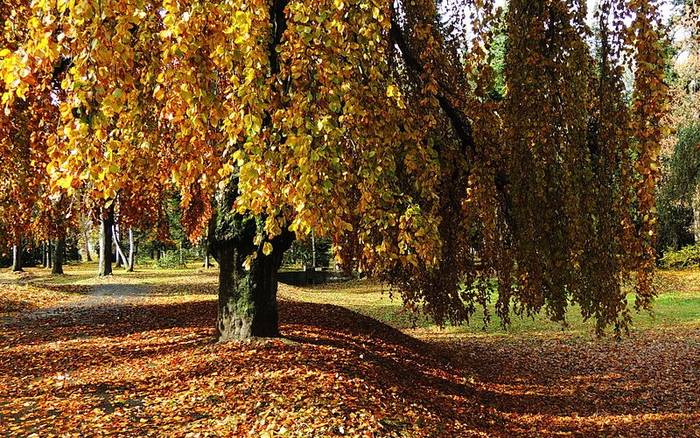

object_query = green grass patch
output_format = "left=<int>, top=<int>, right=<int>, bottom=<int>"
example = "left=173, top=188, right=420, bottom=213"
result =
left=282, top=269, right=700, bottom=338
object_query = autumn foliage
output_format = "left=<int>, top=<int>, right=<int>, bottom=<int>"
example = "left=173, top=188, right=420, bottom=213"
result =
left=1, top=0, right=668, bottom=334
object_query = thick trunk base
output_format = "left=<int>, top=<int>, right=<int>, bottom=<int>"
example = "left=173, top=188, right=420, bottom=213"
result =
left=213, top=224, right=293, bottom=341
left=216, top=237, right=287, bottom=341
left=211, top=177, right=294, bottom=341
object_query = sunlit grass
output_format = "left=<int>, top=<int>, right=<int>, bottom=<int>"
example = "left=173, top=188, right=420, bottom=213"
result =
left=3, top=262, right=698, bottom=338
left=281, top=270, right=700, bottom=338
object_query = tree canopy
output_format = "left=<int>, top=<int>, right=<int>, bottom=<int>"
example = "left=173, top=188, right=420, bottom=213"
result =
left=1, top=0, right=668, bottom=336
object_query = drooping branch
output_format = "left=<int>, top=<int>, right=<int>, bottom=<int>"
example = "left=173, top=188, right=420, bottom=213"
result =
left=268, top=0, right=289, bottom=76
left=389, top=6, right=476, bottom=159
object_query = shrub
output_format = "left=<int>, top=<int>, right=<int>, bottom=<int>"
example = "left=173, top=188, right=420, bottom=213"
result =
left=660, top=244, right=700, bottom=269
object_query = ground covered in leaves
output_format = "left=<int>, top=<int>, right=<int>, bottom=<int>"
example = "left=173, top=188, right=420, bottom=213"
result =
left=1, top=264, right=699, bottom=437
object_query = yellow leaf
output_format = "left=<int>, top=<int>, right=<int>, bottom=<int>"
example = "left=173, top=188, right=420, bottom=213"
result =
left=56, top=175, right=73, bottom=189
left=262, top=242, right=273, bottom=256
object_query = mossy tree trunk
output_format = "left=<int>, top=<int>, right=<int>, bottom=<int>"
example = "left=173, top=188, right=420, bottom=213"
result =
left=210, top=181, right=294, bottom=341
left=209, top=0, right=294, bottom=340
left=214, top=231, right=293, bottom=340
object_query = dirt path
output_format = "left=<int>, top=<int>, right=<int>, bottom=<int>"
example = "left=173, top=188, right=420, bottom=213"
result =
left=20, top=280, right=151, bottom=322
left=86, top=281, right=150, bottom=304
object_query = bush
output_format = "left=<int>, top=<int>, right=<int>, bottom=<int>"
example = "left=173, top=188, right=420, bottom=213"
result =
left=283, top=237, right=333, bottom=269
left=660, top=244, right=700, bottom=269
left=136, top=248, right=204, bottom=269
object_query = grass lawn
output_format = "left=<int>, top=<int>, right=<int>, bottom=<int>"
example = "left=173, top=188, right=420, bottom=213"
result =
left=3, top=262, right=698, bottom=337
left=283, top=269, right=700, bottom=337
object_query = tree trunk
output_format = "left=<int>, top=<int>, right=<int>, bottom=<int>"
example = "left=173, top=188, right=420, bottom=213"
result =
left=83, top=228, right=93, bottom=262
left=52, top=237, right=65, bottom=275
left=215, top=230, right=293, bottom=341
left=204, top=249, right=211, bottom=269
left=693, top=186, right=700, bottom=244
left=210, top=0, right=294, bottom=340
left=41, top=240, right=51, bottom=269
left=127, top=228, right=135, bottom=272
left=209, top=179, right=295, bottom=341
left=113, top=225, right=128, bottom=268
left=98, top=206, right=114, bottom=276
left=12, top=241, right=23, bottom=272
left=311, top=230, right=316, bottom=269
left=203, top=229, right=212, bottom=269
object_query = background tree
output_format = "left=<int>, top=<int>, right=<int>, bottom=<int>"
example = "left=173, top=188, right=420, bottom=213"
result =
left=662, top=124, right=700, bottom=243
left=659, top=0, right=700, bottom=250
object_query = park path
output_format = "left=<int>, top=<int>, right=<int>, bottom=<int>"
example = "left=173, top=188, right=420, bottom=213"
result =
left=20, top=279, right=151, bottom=322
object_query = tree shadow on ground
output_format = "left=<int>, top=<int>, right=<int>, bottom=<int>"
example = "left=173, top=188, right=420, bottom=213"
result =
left=1, top=295, right=698, bottom=436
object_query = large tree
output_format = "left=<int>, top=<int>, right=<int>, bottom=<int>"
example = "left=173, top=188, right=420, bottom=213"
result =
left=662, top=0, right=700, bottom=244
left=1, top=0, right=667, bottom=338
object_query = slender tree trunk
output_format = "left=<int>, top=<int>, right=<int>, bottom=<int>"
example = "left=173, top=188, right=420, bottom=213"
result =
left=45, top=241, right=52, bottom=268
left=204, top=248, right=211, bottom=269
left=52, top=237, right=65, bottom=275
left=12, top=240, right=23, bottom=272
left=113, top=224, right=120, bottom=267
left=43, top=241, right=49, bottom=268
left=203, top=229, right=212, bottom=269
left=98, top=206, right=114, bottom=276
left=83, top=228, right=93, bottom=262
left=127, top=228, right=135, bottom=272
left=693, top=186, right=700, bottom=244
left=311, top=230, right=316, bottom=269
left=113, top=225, right=127, bottom=268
